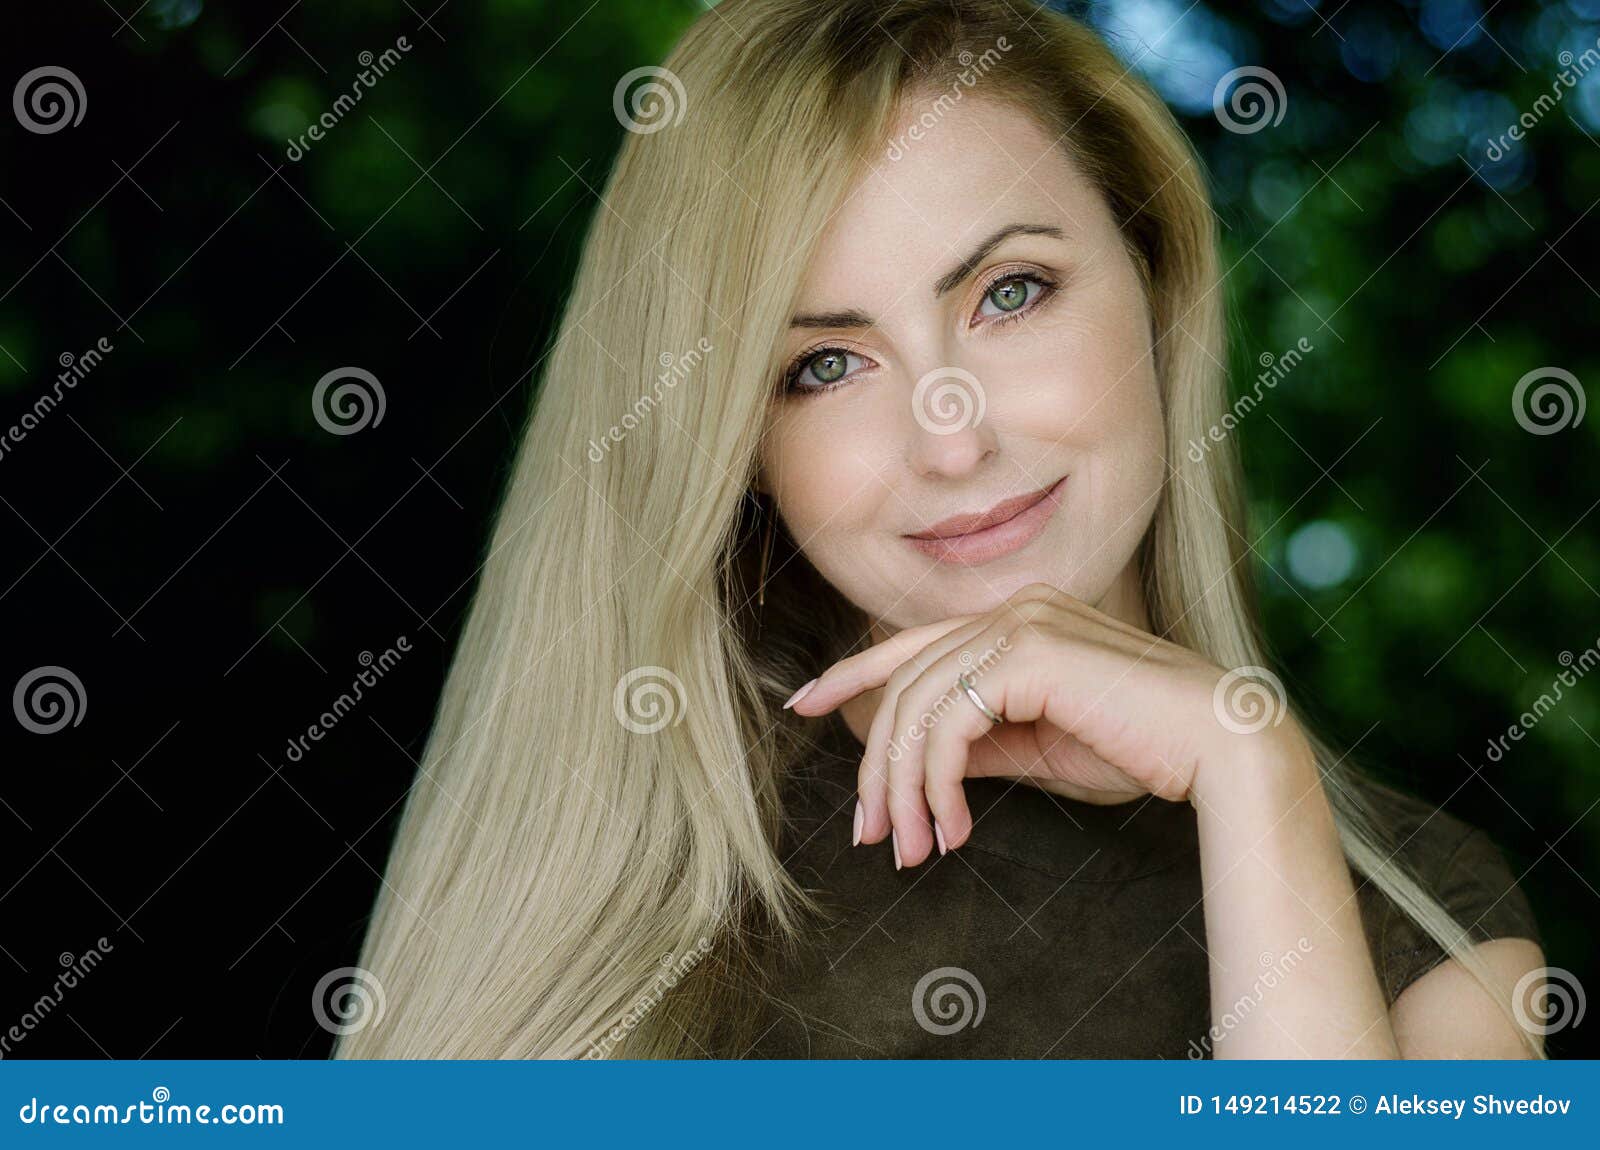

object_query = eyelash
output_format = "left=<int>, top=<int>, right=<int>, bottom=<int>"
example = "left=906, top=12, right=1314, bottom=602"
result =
left=779, top=268, right=1060, bottom=397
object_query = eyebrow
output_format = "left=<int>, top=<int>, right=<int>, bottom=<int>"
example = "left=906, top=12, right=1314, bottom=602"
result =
left=788, top=221, right=1065, bottom=331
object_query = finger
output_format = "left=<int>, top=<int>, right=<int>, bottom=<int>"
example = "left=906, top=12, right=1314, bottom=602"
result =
left=923, top=736, right=973, bottom=856
left=855, top=688, right=899, bottom=846
left=875, top=619, right=994, bottom=865
left=886, top=702, right=934, bottom=865
left=905, top=624, right=1041, bottom=858
left=789, top=614, right=978, bottom=716
left=858, top=616, right=989, bottom=850
left=964, top=719, right=1049, bottom=780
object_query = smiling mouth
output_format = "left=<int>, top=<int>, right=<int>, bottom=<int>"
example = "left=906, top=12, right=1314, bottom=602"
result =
left=903, top=475, right=1068, bottom=566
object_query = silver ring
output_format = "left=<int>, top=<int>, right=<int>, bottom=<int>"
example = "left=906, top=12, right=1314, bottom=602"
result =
left=957, top=672, right=1002, bottom=725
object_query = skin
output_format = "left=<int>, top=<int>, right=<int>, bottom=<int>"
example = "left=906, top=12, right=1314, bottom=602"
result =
left=756, top=94, right=1164, bottom=639
left=757, top=93, right=1546, bottom=1058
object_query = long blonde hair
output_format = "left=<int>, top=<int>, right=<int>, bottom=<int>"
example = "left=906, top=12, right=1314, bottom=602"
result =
left=334, top=0, right=1537, bottom=1058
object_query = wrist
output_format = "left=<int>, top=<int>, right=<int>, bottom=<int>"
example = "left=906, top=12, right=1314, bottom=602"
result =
left=1189, top=719, right=1320, bottom=813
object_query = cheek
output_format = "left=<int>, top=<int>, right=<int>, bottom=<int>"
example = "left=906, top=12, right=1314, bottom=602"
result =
left=762, top=403, right=887, bottom=541
left=1002, top=286, right=1165, bottom=462
left=998, top=281, right=1168, bottom=539
left=1065, top=348, right=1167, bottom=549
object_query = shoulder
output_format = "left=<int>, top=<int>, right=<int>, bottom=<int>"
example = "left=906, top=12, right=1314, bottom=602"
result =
left=1346, top=775, right=1541, bottom=1006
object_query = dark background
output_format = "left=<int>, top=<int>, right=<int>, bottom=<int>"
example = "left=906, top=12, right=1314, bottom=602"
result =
left=0, top=0, right=1594, bottom=1058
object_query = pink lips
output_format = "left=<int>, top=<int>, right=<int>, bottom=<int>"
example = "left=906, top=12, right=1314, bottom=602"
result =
left=904, top=476, right=1067, bottom=566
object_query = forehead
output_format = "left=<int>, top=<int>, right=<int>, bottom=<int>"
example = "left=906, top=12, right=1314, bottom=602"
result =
left=793, top=95, right=1110, bottom=302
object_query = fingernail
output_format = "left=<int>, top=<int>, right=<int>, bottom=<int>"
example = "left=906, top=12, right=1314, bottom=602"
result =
left=891, top=829, right=902, bottom=871
left=782, top=678, right=817, bottom=710
left=851, top=801, right=863, bottom=847
left=934, top=820, right=947, bottom=856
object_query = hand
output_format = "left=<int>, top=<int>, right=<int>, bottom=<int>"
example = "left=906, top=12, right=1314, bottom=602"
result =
left=788, top=582, right=1307, bottom=867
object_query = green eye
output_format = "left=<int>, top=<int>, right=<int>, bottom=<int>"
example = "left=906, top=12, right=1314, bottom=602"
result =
left=981, top=274, right=1045, bottom=317
left=810, top=351, right=847, bottom=383
left=785, top=347, right=869, bottom=394
left=985, top=278, right=1024, bottom=310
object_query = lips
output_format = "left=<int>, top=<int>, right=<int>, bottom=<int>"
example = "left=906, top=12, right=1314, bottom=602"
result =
left=903, top=475, right=1068, bottom=567
left=907, top=478, right=1063, bottom=540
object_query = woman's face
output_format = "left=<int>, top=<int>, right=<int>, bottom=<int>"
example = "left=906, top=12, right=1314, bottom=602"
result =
left=758, top=94, right=1167, bottom=637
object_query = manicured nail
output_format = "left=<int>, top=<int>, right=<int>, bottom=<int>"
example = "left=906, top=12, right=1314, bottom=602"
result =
left=891, top=829, right=902, bottom=871
left=851, top=801, right=863, bottom=847
left=934, top=820, right=947, bottom=856
left=782, top=678, right=817, bottom=710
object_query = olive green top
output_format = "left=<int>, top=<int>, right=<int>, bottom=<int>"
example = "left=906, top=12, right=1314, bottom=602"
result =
left=749, top=710, right=1542, bottom=1059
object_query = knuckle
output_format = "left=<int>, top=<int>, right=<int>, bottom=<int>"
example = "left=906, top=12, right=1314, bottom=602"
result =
left=885, top=657, right=923, bottom=694
left=1007, top=580, right=1054, bottom=606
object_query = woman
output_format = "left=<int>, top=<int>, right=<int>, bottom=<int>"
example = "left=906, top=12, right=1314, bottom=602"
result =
left=334, top=0, right=1545, bottom=1059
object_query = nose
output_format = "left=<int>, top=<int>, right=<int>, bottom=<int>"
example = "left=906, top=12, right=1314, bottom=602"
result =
left=903, top=365, right=1000, bottom=478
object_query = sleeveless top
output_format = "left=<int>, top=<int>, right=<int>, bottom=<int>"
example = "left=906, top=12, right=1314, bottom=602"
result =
left=747, top=710, right=1542, bottom=1058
